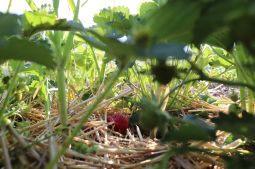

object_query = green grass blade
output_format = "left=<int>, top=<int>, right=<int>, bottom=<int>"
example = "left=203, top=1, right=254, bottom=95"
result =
left=25, top=0, right=38, bottom=11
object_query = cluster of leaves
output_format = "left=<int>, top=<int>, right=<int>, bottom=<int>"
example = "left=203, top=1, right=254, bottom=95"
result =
left=0, top=12, right=55, bottom=68
left=92, top=6, right=132, bottom=38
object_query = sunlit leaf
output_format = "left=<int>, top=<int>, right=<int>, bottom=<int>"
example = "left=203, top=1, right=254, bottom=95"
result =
left=139, top=2, right=158, bottom=18
left=93, top=6, right=130, bottom=24
left=23, top=11, right=84, bottom=37
left=93, top=6, right=131, bottom=37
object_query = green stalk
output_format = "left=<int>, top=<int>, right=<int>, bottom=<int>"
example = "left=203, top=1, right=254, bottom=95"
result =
left=45, top=67, right=124, bottom=169
left=61, top=0, right=80, bottom=67
left=55, top=0, right=80, bottom=129
left=25, top=0, right=38, bottom=11
left=237, top=68, right=246, bottom=110
left=52, top=0, right=59, bottom=16
left=99, top=55, right=107, bottom=83
left=44, top=79, right=57, bottom=169
left=247, top=90, right=254, bottom=113
left=56, top=68, right=68, bottom=129
left=132, top=65, right=147, bottom=96
left=7, top=0, right=13, bottom=13
left=0, top=62, right=23, bottom=119
left=67, top=0, right=76, bottom=13
left=90, top=46, right=101, bottom=77
left=240, top=87, right=246, bottom=110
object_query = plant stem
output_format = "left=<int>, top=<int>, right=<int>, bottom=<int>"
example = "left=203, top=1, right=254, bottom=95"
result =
left=25, top=0, right=38, bottom=11
left=45, top=67, right=125, bottom=169
left=55, top=0, right=80, bottom=130
left=132, top=65, right=147, bottom=96
left=52, top=0, right=59, bottom=16
left=44, top=79, right=57, bottom=169
left=237, top=68, right=247, bottom=110
left=7, top=0, right=13, bottom=13
left=56, top=68, right=68, bottom=128
left=0, top=128, right=12, bottom=169
left=99, top=54, right=107, bottom=83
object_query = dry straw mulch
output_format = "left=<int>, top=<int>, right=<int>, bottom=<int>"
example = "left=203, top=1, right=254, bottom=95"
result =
left=2, top=84, right=237, bottom=169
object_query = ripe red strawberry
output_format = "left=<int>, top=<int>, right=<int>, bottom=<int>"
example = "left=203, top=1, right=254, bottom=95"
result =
left=107, top=113, right=129, bottom=134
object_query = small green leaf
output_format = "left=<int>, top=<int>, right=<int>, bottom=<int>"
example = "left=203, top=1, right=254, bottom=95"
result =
left=0, top=37, right=56, bottom=69
left=93, top=6, right=130, bottom=24
left=139, top=2, right=158, bottom=18
left=93, top=6, right=131, bottom=37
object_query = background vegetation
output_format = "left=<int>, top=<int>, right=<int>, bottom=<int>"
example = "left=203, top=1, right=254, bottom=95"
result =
left=1, top=0, right=255, bottom=168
